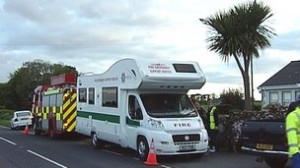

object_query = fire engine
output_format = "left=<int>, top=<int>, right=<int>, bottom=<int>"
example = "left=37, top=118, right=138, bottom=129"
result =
left=32, top=73, right=77, bottom=138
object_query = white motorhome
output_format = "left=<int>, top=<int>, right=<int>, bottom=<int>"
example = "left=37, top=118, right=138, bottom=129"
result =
left=76, top=58, right=208, bottom=160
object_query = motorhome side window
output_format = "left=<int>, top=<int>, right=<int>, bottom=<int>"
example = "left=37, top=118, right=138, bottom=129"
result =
left=79, top=88, right=87, bottom=103
left=88, top=88, right=95, bottom=105
left=102, top=87, right=118, bottom=108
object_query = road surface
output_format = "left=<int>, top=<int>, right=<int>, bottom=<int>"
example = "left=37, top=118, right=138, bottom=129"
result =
left=0, top=126, right=291, bottom=168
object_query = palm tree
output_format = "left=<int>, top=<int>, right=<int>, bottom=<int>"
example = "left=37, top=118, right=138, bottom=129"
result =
left=200, top=1, right=275, bottom=110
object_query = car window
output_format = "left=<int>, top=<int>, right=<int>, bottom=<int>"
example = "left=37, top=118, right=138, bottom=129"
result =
left=16, top=112, right=31, bottom=117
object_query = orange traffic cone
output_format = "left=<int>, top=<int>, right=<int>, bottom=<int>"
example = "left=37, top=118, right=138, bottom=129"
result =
left=23, top=124, right=29, bottom=135
left=144, top=139, right=159, bottom=166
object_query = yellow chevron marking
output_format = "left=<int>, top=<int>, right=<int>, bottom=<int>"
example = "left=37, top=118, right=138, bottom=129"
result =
left=67, top=121, right=76, bottom=132
left=66, top=111, right=77, bottom=132
left=68, top=111, right=77, bottom=123
left=63, top=99, right=70, bottom=109
left=52, top=106, right=56, bottom=113
left=63, top=102, right=76, bottom=119
left=71, top=93, right=76, bottom=101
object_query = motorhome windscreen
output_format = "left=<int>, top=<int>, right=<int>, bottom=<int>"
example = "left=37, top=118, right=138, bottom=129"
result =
left=140, top=94, right=198, bottom=118
left=173, top=64, right=196, bottom=73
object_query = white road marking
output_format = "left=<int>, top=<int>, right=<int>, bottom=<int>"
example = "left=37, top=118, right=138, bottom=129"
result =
left=132, top=157, right=139, bottom=160
left=102, top=149, right=122, bottom=156
left=0, top=137, right=17, bottom=145
left=132, top=156, right=173, bottom=168
left=0, top=125, right=9, bottom=129
left=27, top=150, right=68, bottom=168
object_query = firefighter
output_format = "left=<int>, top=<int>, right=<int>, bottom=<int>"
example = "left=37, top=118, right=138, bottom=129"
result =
left=286, top=96, right=300, bottom=168
left=207, top=100, right=219, bottom=152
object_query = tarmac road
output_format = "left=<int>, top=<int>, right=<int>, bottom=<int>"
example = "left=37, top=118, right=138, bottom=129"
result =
left=0, top=126, right=291, bottom=168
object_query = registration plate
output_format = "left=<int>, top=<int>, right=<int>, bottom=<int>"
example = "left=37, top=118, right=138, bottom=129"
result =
left=179, top=145, right=195, bottom=151
left=256, top=143, right=273, bottom=150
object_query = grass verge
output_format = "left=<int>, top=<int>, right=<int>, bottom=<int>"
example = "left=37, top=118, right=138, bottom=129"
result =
left=0, top=109, right=14, bottom=127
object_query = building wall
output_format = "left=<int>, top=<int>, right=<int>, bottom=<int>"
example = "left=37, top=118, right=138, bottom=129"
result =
left=261, top=87, right=300, bottom=107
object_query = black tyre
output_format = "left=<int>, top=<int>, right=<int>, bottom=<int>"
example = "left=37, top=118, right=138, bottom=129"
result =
left=92, top=133, right=101, bottom=149
left=10, top=123, right=15, bottom=130
left=137, top=137, right=149, bottom=161
left=265, top=157, right=288, bottom=168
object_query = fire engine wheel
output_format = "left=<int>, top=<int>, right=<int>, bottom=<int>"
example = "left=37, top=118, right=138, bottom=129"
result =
left=92, top=133, right=102, bottom=149
left=137, top=137, right=149, bottom=161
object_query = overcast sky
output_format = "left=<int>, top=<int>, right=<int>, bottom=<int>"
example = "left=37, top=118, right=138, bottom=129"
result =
left=0, top=0, right=299, bottom=100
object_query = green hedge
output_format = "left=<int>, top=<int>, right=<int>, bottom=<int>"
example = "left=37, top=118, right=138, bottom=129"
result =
left=0, top=109, right=14, bottom=127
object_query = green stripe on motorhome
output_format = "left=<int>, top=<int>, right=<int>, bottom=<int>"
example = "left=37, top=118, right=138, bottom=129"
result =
left=77, top=111, right=120, bottom=123
left=126, top=117, right=140, bottom=127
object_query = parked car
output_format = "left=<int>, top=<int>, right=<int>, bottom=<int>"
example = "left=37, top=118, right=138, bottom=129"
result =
left=10, top=110, right=33, bottom=130
left=241, top=117, right=288, bottom=168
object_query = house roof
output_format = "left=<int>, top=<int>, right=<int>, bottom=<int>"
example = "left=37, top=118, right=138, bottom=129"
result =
left=258, top=60, right=300, bottom=88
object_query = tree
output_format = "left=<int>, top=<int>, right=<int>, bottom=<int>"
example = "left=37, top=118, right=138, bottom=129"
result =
left=6, top=60, right=78, bottom=110
left=0, top=83, right=14, bottom=109
left=220, top=88, right=244, bottom=110
left=200, top=1, right=275, bottom=110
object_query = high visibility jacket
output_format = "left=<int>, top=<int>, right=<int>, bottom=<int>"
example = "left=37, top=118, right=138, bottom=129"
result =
left=286, top=107, right=300, bottom=157
left=209, top=106, right=217, bottom=130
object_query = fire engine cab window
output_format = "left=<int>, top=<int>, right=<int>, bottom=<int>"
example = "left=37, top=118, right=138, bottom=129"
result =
left=102, top=87, right=118, bottom=108
left=79, top=88, right=87, bottom=103
left=42, top=95, right=50, bottom=106
left=49, top=95, right=56, bottom=106
left=56, top=93, right=63, bottom=106
left=88, top=88, right=95, bottom=105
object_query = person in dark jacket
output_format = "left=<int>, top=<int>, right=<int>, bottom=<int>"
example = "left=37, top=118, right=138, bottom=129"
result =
left=207, top=101, right=219, bottom=152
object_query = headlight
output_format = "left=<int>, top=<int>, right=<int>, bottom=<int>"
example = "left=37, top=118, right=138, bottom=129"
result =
left=148, top=118, right=165, bottom=130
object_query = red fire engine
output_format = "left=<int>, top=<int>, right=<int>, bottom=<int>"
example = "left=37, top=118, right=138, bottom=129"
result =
left=32, top=73, right=77, bottom=138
